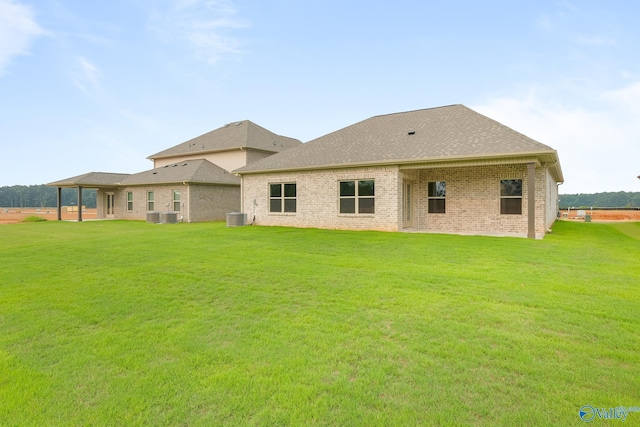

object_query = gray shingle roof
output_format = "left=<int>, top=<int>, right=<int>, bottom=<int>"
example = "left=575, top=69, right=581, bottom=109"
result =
left=120, top=159, right=239, bottom=186
left=235, top=105, right=562, bottom=176
left=47, top=172, right=130, bottom=187
left=148, top=120, right=302, bottom=160
left=47, top=160, right=239, bottom=188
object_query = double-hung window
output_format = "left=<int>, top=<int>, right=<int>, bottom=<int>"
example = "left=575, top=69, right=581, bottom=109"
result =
left=172, top=190, right=181, bottom=212
left=147, top=191, right=155, bottom=211
left=339, top=180, right=375, bottom=214
left=126, top=191, right=133, bottom=211
left=500, top=179, right=522, bottom=214
left=428, top=182, right=446, bottom=213
left=269, top=183, right=296, bottom=213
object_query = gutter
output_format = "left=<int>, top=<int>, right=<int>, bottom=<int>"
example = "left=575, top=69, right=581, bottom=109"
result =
left=235, top=151, right=559, bottom=176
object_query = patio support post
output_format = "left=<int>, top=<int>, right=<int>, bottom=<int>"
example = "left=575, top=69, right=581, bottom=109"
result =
left=57, top=187, right=62, bottom=221
left=527, top=162, right=536, bottom=239
left=77, top=186, right=83, bottom=222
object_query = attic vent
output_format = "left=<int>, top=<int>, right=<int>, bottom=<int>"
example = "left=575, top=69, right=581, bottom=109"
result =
left=235, top=122, right=243, bottom=126
left=164, top=165, right=169, bottom=168
left=172, top=164, right=178, bottom=167
left=408, top=130, right=416, bottom=135
left=224, top=124, right=230, bottom=127
left=182, top=163, right=188, bottom=166
left=153, top=172, right=158, bottom=174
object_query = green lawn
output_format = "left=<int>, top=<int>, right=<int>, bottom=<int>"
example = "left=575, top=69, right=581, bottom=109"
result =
left=0, top=220, right=638, bottom=426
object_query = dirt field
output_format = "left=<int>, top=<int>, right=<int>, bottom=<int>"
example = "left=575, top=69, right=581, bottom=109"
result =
left=559, top=209, right=640, bottom=222
left=0, top=208, right=97, bottom=224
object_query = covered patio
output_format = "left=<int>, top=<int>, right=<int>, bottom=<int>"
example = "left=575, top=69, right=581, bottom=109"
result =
left=46, top=172, right=129, bottom=221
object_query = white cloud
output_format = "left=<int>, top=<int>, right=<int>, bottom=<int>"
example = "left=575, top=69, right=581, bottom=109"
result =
left=602, top=82, right=640, bottom=113
left=535, top=14, right=552, bottom=30
left=573, top=34, right=617, bottom=46
left=473, top=84, right=640, bottom=194
left=72, top=56, right=101, bottom=94
left=0, top=0, right=43, bottom=74
left=119, top=109, right=166, bottom=133
left=149, top=0, right=249, bottom=64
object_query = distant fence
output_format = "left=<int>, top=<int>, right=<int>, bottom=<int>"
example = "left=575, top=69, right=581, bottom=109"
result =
left=1, top=206, right=87, bottom=213
left=559, top=207, right=640, bottom=210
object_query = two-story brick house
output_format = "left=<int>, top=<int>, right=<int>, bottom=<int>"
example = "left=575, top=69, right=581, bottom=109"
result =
left=48, top=121, right=301, bottom=222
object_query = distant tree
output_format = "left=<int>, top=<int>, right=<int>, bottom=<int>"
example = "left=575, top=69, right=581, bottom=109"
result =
left=559, top=191, right=640, bottom=209
left=0, top=185, right=97, bottom=208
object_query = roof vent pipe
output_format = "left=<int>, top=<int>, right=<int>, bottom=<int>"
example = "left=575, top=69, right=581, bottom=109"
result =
left=408, top=130, right=416, bottom=135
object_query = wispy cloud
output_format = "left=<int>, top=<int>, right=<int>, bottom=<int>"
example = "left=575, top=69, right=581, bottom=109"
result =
left=473, top=83, right=640, bottom=193
left=573, top=34, right=617, bottom=46
left=0, top=0, right=44, bottom=75
left=72, top=56, right=101, bottom=94
left=149, top=0, right=249, bottom=64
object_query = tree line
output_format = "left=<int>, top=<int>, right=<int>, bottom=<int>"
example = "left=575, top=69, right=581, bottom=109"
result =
left=1, top=185, right=638, bottom=210
left=559, top=191, right=640, bottom=209
left=0, top=185, right=97, bottom=208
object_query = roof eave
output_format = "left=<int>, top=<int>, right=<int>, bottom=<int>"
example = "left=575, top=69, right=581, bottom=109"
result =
left=236, top=151, right=562, bottom=176
left=122, top=180, right=239, bottom=187
left=147, top=146, right=279, bottom=160
left=45, top=183, right=122, bottom=189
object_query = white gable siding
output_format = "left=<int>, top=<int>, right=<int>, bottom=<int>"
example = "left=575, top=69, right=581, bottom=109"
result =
left=154, top=150, right=247, bottom=172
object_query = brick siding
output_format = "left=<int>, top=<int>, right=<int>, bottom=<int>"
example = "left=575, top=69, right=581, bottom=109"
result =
left=97, top=184, right=240, bottom=222
left=241, top=163, right=557, bottom=238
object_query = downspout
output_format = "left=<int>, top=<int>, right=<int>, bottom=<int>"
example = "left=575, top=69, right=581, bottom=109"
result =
left=557, top=180, right=564, bottom=218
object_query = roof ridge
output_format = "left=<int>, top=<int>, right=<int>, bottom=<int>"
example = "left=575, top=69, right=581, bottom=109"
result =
left=370, top=104, right=463, bottom=119
left=147, top=120, right=301, bottom=160
left=466, top=106, right=553, bottom=150
left=235, top=104, right=561, bottom=176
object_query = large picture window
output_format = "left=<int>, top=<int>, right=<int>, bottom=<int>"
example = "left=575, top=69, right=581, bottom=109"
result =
left=126, top=191, right=133, bottom=211
left=269, top=183, right=296, bottom=213
left=172, top=190, right=181, bottom=212
left=428, top=181, right=446, bottom=213
left=339, top=180, right=375, bottom=214
left=147, top=191, right=155, bottom=212
left=500, top=179, right=522, bottom=214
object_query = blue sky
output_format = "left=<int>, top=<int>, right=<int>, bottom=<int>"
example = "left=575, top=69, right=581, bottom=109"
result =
left=1, top=0, right=639, bottom=193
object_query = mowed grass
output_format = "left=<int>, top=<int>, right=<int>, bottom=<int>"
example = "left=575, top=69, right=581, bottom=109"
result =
left=0, top=220, right=639, bottom=426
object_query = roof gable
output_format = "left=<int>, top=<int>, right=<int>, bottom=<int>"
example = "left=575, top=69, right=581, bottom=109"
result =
left=235, top=105, right=561, bottom=177
left=47, top=161, right=240, bottom=188
left=47, top=172, right=130, bottom=187
left=120, top=159, right=239, bottom=186
left=148, top=120, right=301, bottom=160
